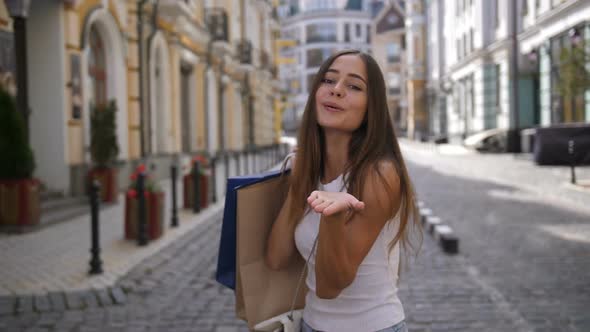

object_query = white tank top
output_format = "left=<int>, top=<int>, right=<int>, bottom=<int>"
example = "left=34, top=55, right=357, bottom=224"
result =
left=294, top=173, right=405, bottom=332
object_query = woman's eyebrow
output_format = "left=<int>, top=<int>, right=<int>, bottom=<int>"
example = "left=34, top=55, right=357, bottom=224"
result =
left=326, top=69, right=367, bottom=85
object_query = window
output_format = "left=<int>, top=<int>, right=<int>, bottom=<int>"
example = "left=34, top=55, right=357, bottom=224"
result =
left=307, top=48, right=333, bottom=68
left=366, top=24, right=371, bottom=43
left=306, top=23, right=337, bottom=43
left=307, top=73, right=316, bottom=93
left=495, top=64, right=501, bottom=113
left=356, top=24, right=361, bottom=38
left=88, top=25, right=107, bottom=106
left=522, top=0, right=529, bottom=16
left=386, top=43, right=400, bottom=63
left=470, top=28, right=474, bottom=52
left=344, top=23, right=350, bottom=42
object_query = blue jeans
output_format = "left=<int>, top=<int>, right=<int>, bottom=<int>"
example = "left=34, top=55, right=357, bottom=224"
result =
left=301, top=319, right=407, bottom=332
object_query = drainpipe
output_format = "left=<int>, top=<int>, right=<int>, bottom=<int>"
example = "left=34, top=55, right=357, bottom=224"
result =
left=137, top=0, right=149, bottom=158
left=205, top=37, right=214, bottom=155
left=508, top=0, right=521, bottom=152
left=218, top=57, right=225, bottom=152
left=146, top=0, right=160, bottom=156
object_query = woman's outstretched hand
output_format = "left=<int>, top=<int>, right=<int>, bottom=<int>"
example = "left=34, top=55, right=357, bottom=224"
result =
left=307, top=190, right=365, bottom=217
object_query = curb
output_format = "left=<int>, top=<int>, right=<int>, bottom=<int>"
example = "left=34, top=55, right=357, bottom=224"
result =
left=419, top=202, right=459, bottom=255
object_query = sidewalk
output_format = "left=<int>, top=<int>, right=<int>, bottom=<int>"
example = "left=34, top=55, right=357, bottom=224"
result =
left=0, top=178, right=225, bottom=297
left=399, top=139, right=590, bottom=214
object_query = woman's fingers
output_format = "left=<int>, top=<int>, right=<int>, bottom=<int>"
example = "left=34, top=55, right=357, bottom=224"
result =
left=313, top=200, right=334, bottom=213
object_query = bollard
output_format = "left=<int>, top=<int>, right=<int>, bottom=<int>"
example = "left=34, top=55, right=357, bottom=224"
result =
left=568, top=139, right=577, bottom=184
left=89, top=180, right=103, bottom=275
left=211, top=157, right=217, bottom=203
left=136, top=171, right=148, bottom=246
left=171, top=164, right=179, bottom=227
left=193, top=160, right=201, bottom=213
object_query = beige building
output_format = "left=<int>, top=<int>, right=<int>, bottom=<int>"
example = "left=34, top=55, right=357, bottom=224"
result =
left=0, top=0, right=280, bottom=198
left=371, top=0, right=407, bottom=134
left=404, top=0, right=428, bottom=140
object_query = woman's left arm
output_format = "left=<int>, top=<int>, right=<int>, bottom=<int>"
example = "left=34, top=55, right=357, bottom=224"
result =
left=309, top=162, right=402, bottom=299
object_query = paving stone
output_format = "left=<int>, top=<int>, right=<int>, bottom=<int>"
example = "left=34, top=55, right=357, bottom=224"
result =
left=65, top=291, right=85, bottom=310
left=16, top=295, right=33, bottom=314
left=109, top=287, right=127, bottom=305
left=81, top=291, right=99, bottom=308
left=0, top=296, right=15, bottom=315
left=47, top=292, right=66, bottom=311
left=95, top=289, right=113, bottom=307
left=33, top=295, right=51, bottom=312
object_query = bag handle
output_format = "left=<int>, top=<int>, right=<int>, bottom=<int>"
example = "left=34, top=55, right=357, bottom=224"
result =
left=288, top=235, right=318, bottom=322
left=280, top=151, right=296, bottom=174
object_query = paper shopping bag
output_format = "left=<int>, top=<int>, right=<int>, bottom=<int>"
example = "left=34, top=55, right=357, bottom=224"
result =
left=215, top=169, right=306, bottom=326
left=235, top=171, right=307, bottom=329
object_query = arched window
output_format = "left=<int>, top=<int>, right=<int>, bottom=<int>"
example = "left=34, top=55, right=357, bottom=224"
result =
left=88, top=25, right=107, bottom=106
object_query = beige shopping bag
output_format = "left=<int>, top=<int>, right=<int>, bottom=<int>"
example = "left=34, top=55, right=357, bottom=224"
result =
left=235, top=172, right=307, bottom=330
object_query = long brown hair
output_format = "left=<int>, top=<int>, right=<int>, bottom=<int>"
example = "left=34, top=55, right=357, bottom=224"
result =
left=289, top=50, right=422, bottom=257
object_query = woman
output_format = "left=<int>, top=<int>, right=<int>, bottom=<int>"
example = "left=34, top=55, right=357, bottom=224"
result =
left=265, top=50, right=421, bottom=332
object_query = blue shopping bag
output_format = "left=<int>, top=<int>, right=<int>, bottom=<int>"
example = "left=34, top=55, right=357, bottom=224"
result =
left=215, top=169, right=289, bottom=290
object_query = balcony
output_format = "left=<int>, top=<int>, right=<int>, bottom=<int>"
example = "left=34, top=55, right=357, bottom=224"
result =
left=206, top=7, right=228, bottom=42
left=236, top=40, right=252, bottom=64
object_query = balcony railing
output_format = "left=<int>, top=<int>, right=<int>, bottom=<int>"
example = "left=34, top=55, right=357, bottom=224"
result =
left=236, top=40, right=252, bottom=64
left=206, top=7, right=228, bottom=42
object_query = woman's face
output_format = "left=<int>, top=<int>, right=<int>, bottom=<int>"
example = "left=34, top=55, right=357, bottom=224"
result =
left=315, top=55, right=368, bottom=133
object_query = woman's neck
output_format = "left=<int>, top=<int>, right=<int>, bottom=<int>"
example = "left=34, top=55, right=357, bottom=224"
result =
left=322, top=130, right=350, bottom=184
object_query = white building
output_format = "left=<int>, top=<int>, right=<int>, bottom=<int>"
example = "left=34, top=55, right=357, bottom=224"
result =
left=425, top=0, right=446, bottom=137
left=278, top=0, right=373, bottom=134
left=519, top=0, right=590, bottom=126
left=427, top=0, right=589, bottom=144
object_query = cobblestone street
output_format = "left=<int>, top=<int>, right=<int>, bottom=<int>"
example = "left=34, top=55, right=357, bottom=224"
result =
left=1, top=143, right=589, bottom=331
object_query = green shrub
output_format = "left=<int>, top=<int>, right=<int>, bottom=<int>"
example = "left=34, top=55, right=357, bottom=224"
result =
left=0, top=86, right=35, bottom=179
left=90, top=100, right=119, bottom=168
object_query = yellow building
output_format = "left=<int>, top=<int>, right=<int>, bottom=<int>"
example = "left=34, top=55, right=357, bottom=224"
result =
left=0, top=0, right=281, bottom=198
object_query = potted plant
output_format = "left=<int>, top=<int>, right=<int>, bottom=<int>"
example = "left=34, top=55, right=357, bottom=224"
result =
left=124, top=164, right=165, bottom=240
left=88, top=100, right=119, bottom=202
left=183, top=154, right=210, bottom=210
left=0, top=86, right=39, bottom=228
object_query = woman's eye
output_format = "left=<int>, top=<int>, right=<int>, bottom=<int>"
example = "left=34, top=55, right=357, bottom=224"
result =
left=321, top=78, right=334, bottom=84
left=349, top=84, right=361, bottom=91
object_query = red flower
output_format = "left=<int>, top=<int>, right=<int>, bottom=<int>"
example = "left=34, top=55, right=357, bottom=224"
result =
left=137, top=164, right=146, bottom=173
left=130, top=173, right=137, bottom=181
left=127, top=189, right=137, bottom=198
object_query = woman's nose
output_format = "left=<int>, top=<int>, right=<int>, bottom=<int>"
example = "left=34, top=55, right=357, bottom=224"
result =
left=330, top=82, right=345, bottom=97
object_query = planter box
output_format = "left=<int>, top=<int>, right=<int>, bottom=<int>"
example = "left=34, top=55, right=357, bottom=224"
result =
left=88, top=167, right=118, bottom=203
left=183, top=173, right=209, bottom=209
left=124, top=191, right=165, bottom=240
left=0, top=178, right=40, bottom=227
left=534, top=124, right=590, bottom=165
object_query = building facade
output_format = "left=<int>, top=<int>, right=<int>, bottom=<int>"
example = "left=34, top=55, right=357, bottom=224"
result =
left=404, top=0, right=428, bottom=140
left=426, top=0, right=589, bottom=144
left=278, top=0, right=373, bottom=134
left=371, top=0, right=408, bottom=134
left=0, top=0, right=280, bottom=197
left=519, top=0, right=590, bottom=126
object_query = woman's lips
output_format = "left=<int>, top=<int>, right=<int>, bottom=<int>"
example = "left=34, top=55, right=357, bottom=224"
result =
left=323, top=103, right=343, bottom=112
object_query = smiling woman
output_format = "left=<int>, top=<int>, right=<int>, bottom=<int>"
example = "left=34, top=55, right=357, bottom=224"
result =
left=265, top=50, right=421, bottom=332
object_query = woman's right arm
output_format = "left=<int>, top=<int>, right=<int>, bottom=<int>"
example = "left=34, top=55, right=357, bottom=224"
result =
left=265, top=189, right=298, bottom=270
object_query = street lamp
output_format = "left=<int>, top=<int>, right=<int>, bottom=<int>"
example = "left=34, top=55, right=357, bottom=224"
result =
left=5, top=0, right=32, bottom=141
